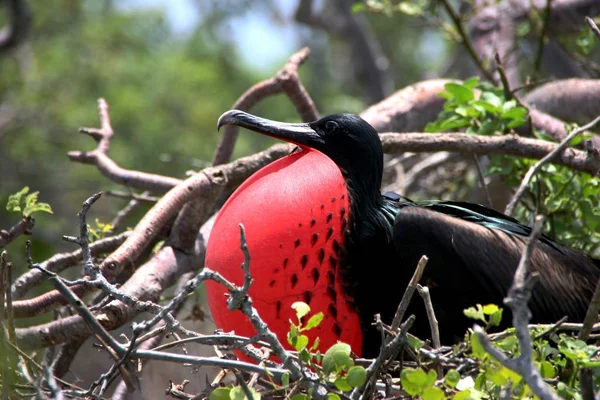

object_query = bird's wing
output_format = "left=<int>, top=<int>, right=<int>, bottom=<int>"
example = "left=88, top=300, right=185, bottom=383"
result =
left=389, top=200, right=599, bottom=327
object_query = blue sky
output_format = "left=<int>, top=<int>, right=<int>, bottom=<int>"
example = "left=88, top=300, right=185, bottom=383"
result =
left=117, top=0, right=299, bottom=72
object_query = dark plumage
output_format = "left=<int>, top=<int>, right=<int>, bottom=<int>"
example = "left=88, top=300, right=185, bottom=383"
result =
left=213, top=110, right=600, bottom=358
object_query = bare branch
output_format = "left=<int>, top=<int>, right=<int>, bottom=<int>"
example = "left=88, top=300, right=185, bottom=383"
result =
left=69, top=99, right=183, bottom=192
left=586, top=16, right=600, bottom=38
left=11, top=232, right=128, bottom=299
left=390, top=255, right=428, bottom=331
left=578, top=277, right=600, bottom=341
left=0, top=216, right=34, bottom=248
left=380, top=131, right=600, bottom=176
left=440, top=0, right=495, bottom=82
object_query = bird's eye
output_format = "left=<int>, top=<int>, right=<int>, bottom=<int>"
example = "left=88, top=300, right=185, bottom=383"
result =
left=324, top=121, right=339, bottom=134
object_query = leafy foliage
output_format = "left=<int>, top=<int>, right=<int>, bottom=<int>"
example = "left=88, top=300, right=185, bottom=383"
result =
left=6, top=187, right=53, bottom=218
left=425, top=78, right=600, bottom=255
left=463, top=303, right=503, bottom=330
left=425, top=77, right=528, bottom=134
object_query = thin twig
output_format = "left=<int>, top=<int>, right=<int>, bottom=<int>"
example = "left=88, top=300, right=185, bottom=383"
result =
left=578, top=277, right=600, bottom=342
left=391, top=255, right=428, bottom=331
left=439, top=0, right=495, bottom=82
left=0, top=217, right=35, bottom=248
left=471, top=155, right=493, bottom=208
left=534, top=0, right=552, bottom=72
left=475, top=216, right=561, bottom=400
left=417, top=285, right=440, bottom=349
left=417, top=284, right=442, bottom=378
left=585, top=16, right=600, bottom=39
left=505, top=115, right=600, bottom=216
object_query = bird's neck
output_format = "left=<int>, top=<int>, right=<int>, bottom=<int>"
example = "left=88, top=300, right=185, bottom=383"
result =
left=343, top=172, right=395, bottom=243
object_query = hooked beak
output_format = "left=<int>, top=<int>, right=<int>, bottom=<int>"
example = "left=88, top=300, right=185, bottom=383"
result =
left=217, top=110, right=322, bottom=148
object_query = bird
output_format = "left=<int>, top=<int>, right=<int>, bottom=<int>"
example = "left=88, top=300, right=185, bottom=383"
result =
left=204, top=110, right=600, bottom=358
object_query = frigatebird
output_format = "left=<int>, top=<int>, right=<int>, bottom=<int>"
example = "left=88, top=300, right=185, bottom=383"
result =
left=205, top=110, right=600, bottom=358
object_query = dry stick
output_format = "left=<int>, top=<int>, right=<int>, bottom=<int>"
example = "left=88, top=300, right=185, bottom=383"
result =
left=586, top=16, right=600, bottom=39
left=417, top=285, right=440, bottom=349
left=471, top=154, right=493, bottom=208
left=0, top=217, right=35, bottom=248
left=474, top=216, right=561, bottom=400
left=504, top=114, right=600, bottom=216
left=380, top=132, right=600, bottom=176
left=578, top=277, right=600, bottom=342
left=11, top=232, right=129, bottom=299
left=355, top=316, right=415, bottom=400
left=495, top=53, right=534, bottom=136
left=212, top=47, right=318, bottom=166
left=439, top=0, right=495, bottom=82
left=0, top=251, right=8, bottom=400
left=390, top=255, right=428, bottom=331
left=417, top=284, right=442, bottom=378
left=70, top=99, right=183, bottom=193
left=534, top=0, right=552, bottom=73
left=533, top=316, right=568, bottom=341
left=580, top=367, right=594, bottom=400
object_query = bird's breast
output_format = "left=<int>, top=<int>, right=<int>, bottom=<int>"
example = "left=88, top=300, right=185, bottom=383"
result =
left=205, top=148, right=363, bottom=356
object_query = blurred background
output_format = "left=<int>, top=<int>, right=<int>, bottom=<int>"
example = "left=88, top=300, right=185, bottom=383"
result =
left=1, top=0, right=598, bottom=397
left=0, top=0, right=448, bottom=263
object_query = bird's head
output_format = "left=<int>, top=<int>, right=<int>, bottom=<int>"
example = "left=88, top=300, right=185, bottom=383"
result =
left=217, top=110, right=384, bottom=206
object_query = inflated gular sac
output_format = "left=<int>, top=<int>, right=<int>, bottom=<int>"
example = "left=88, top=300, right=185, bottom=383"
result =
left=205, top=149, right=362, bottom=357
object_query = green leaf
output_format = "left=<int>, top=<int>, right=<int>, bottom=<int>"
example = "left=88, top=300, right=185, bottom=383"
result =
left=322, top=342, right=353, bottom=375
left=6, top=187, right=29, bottom=213
left=464, top=305, right=485, bottom=323
left=294, top=335, right=309, bottom=351
left=400, top=368, right=432, bottom=396
left=299, top=348, right=311, bottom=363
left=438, top=115, right=470, bottom=131
left=334, top=377, right=353, bottom=392
left=539, top=361, right=555, bottom=379
left=291, top=301, right=311, bottom=321
left=502, top=106, right=527, bottom=121
left=288, top=324, right=299, bottom=346
left=210, top=387, right=231, bottom=400
left=310, top=337, right=321, bottom=351
left=444, top=83, right=474, bottom=104
left=281, top=372, right=290, bottom=387
left=480, top=92, right=502, bottom=111
left=290, top=394, right=309, bottom=400
left=477, top=119, right=499, bottom=135
left=326, top=394, right=341, bottom=400
left=444, top=369, right=460, bottom=388
left=483, top=304, right=503, bottom=327
left=23, top=201, right=53, bottom=217
left=229, top=386, right=261, bottom=400
left=423, top=387, right=445, bottom=400
left=346, top=366, right=367, bottom=388
left=304, top=312, right=324, bottom=331
left=407, top=335, right=425, bottom=351
left=470, top=333, right=485, bottom=359
left=351, top=3, right=366, bottom=13
left=463, top=76, right=480, bottom=89
left=425, top=369, right=437, bottom=387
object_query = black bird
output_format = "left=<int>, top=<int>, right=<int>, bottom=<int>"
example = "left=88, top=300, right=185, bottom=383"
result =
left=205, top=110, right=600, bottom=358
